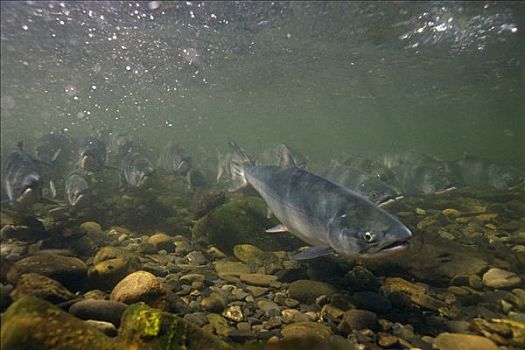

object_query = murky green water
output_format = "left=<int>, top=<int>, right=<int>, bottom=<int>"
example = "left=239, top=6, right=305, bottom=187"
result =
left=1, top=1, right=524, bottom=167
left=1, top=2, right=525, bottom=350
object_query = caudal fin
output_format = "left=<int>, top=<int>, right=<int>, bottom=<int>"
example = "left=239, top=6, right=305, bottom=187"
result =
left=226, top=139, right=254, bottom=192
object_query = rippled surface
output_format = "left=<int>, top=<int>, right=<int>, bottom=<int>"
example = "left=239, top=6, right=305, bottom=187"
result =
left=1, top=1, right=523, bottom=167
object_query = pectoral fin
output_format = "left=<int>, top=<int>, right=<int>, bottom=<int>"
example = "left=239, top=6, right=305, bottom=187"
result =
left=293, top=246, right=335, bottom=261
left=266, top=224, right=288, bottom=233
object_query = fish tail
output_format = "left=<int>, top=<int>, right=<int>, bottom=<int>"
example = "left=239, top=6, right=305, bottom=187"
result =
left=226, top=139, right=254, bottom=192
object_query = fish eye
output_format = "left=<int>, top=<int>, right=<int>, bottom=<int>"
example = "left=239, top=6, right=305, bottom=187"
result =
left=363, top=231, right=375, bottom=242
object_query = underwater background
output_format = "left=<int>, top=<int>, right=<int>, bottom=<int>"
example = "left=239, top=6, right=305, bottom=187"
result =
left=1, top=2, right=524, bottom=350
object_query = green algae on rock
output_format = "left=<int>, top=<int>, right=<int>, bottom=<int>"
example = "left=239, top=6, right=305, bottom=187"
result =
left=11, top=272, right=75, bottom=303
left=191, top=196, right=302, bottom=253
left=1, top=295, right=117, bottom=350
left=1, top=295, right=232, bottom=350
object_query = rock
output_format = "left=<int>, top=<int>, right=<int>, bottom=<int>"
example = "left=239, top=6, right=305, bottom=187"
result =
left=377, top=333, right=398, bottom=348
left=351, top=291, right=392, bottom=314
left=200, top=293, right=226, bottom=313
left=246, top=286, right=268, bottom=297
left=258, top=300, right=281, bottom=317
left=338, top=309, right=378, bottom=333
left=88, top=247, right=140, bottom=289
left=433, top=333, right=498, bottom=350
left=147, top=233, right=174, bottom=253
left=482, top=268, right=522, bottom=289
left=85, top=320, right=118, bottom=337
left=180, top=273, right=206, bottom=283
left=233, top=244, right=280, bottom=272
left=7, top=254, right=87, bottom=289
left=222, top=305, right=244, bottom=322
left=1, top=294, right=232, bottom=349
left=186, top=251, right=207, bottom=265
left=191, top=196, right=302, bottom=253
left=206, top=313, right=231, bottom=337
left=11, top=273, right=75, bottom=303
left=281, top=321, right=333, bottom=341
left=345, top=266, right=381, bottom=291
left=69, top=299, right=128, bottom=327
left=110, top=271, right=162, bottom=304
left=80, top=221, right=103, bottom=235
left=240, top=273, right=278, bottom=287
left=1, top=295, right=117, bottom=349
left=214, top=260, right=251, bottom=277
left=184, top=312, right=209, bottom=327
left=288, top=280, right=337, bottom=304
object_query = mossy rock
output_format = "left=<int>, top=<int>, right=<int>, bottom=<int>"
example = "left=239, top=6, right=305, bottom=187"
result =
left=11, top=273, right=75, bottom=303
left=119, top=302, right=232, bottom=349
left=1, top=296, right=232, bottom=350
left=191, top=196, right=302, bottom=254
left=1, top=295, right=117, bottom=350
left=6, top=254, right=87, bottom=290
left=88, top=247, right=140, bottom=289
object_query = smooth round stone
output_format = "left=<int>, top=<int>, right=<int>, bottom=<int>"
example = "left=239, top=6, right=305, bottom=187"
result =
left=378, top=333, right=398, bottom=348
left=339, top=309, right=378, bottom=332
left=147, top=233, right=174, bottom=253
left=482, top=268, right=522, bottom=289
left=110, top=271, right=162, bottom=304
left=288, top=280, right=337, bottom=304
left=69, top=299, right=128, bottom=326
left=257, top=300, right=280, bottom=317
left=433, top=333, right=498, bottom=350
left=214, top=260, right=251, bottom=277
left=281, top=321, right=333, bottom=341
left=200, top=293, right=226, bottom=313
left=239, top=273, right=278, bottom=287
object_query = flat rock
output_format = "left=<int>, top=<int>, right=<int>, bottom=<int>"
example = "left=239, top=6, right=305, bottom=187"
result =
left=338, top=309, right=378, bottom=333
left=288, top=280, right=337, bottom=304
left=482, top=268, right=522, bottom=289
left=69, top=299, right=128, bottom=327
left=433, top=333, right=498, bottom=350
left=110, top=271, right=162, bottom=304
left=7, top=253, right=87, bottom=289
left=11, top=273, right=75, bottom=303
left=281, top=321, right=332, bottom=341
left=239, top=273, right=278, bottom=287
left=214, top=260, right=251, bottom=277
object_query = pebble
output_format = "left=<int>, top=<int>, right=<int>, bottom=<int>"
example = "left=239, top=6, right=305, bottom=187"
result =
left=288, top=280, right=337, bottom=304
left=214, top=260, right=251, bottom=277
left=482, top=268, right=522, bottom=289
left=186, top=251, right=207, bottom=265
left=200, top=293, right=226, bottom=313
left=69, top=299, right=128, bottom=327
left=240, top=273, right=279, bottom=287
left=147, top=233, right=174, bottom=252
left=184, top=312, right=209, bottom=327
left=179, top=273, right=205, bottom=283
left=110, top=271, right=162, bottom=304
left=246, top=286, right=268, bottom=297
left=433, top=333, right=498, bottom=350
left=339, top=309, right=378, bottom=333
left=11, top=273, right=75, bottom=303
left=222, top=305, right=244, bottom=322
left=281, top=321, right=333, bottom=341
left=345, top=266, right=381, bottom=291
left=206, top=313, right=231, bottom=337
left=377, top=333, right=398, bottom=348
left=257, top=300, right=280, bottom=317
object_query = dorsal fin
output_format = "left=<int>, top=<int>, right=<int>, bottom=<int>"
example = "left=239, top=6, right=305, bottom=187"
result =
left=279, top=144, right=297, bottom=168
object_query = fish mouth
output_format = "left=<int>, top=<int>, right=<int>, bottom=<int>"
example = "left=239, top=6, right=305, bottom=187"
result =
left=362, top=240, right=410, bottom=258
